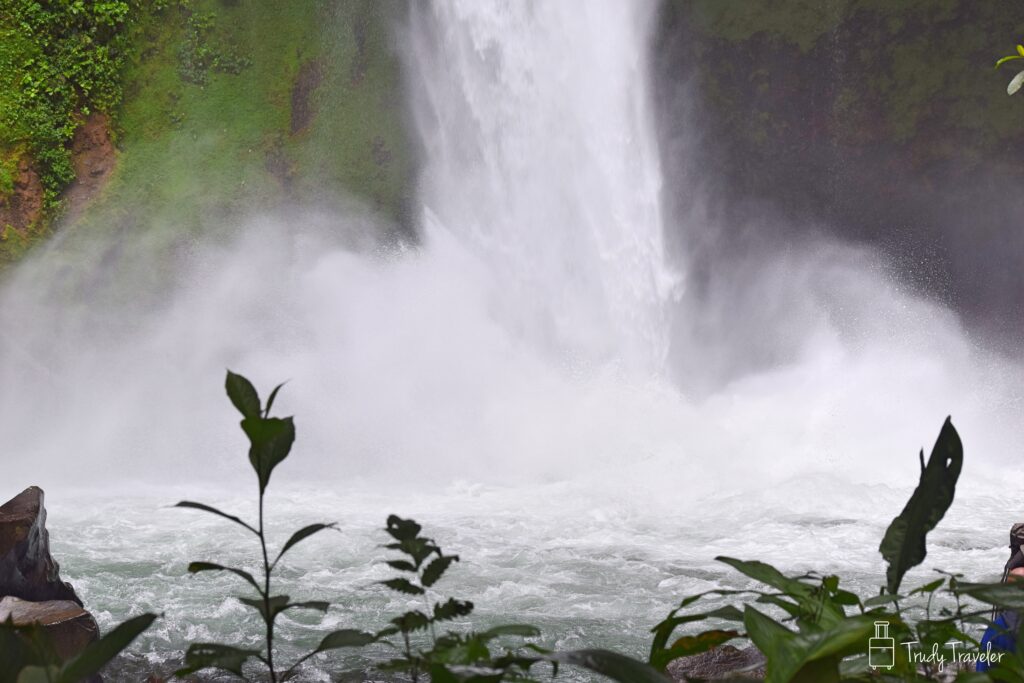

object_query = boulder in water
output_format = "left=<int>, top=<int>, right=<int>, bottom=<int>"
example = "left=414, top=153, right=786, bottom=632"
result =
left=0, top=486, right=82, bottom=605
left=667, top=644, right=766, bottom=681
left=0, top=595, right=100, bottom=661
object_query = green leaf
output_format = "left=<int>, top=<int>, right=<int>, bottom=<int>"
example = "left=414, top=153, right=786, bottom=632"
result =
left=995, top=55, right=1024, bottom=68
left=238, top=595, right=290, bottom=623
left=175, top=643, right=261, bottom=677
left=863, top=593, right=902, bottom=608
left=743, top=606, right=879, bottom=683
left=242, top=416, right=295, bottom=494
left=56, top=613, right=157, bottom=683
left=1009, top=70, right=1024, bottom=95
left=314, top=629, right=378, bottom=652
left=878, top=418, right=962, bottom=594
left=479, top=624, right=542, bottom=639
left=264, top=381, right=287, bottom=417
left=283, top=629, right=378, bottom=681
left=173, top=501, right=257, bottom=535
left=548, top=649, right=671, bottom=683
left=957, top=582, right=1024, bottom=610
left=381, top=578, right=424, bottom=595
left=385, top=537, right=440, bottom=568
left=422, top=555, right=458, bottom=587
left=386, top=515, right=422, bottom=542
left=433, top=598, right=474, bottom=622
left=832, top=590, right=860, bottom=606
left=226, top=370, right=261, bottom=419
left=274, top=523, right=337, bottom=566
left=650, top=629, right=740, bottom=671
left=909, top=578, right=945, bottom=596
left=187, top=562, right=262, bottom=593
left=716, top=557, right=812, bottom=598
left=649, top=606, right=744, bottom=658
left=386, top=559, right=418, bottom=572
left=391, top=610, right=430, bottom=632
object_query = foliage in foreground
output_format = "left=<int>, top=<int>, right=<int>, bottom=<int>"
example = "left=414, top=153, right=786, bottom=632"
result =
left=0, top=612, right=155, bottom=683
left=648, top=419, right=1024, bottom=682
left=175, top=372, right=668, bottom=683
left=5, top=374, right=1024, bottom=683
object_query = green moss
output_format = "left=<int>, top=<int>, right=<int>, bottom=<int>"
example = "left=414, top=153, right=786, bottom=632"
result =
left=0, top=1, right=136, bottom=203
left=688, top=0, right=846, bottom=53
left=71, top=0, right=412, bottom=245
left=680, top=0, right=1024, bottom=169
left=0, top=221, right=51, bottom=267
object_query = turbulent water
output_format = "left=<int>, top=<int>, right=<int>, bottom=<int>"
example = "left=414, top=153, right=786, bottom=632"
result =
left=2, top=0, right=1024, bottom=680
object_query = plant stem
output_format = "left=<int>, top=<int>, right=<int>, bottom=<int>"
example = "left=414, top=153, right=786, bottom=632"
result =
left=403, top=631, right=417, bottom=683
left=259, top=487, right=276, bottom=683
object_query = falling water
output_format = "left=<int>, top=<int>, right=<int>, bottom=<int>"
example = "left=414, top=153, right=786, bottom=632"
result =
left=406, top=0, right=678, bottom=375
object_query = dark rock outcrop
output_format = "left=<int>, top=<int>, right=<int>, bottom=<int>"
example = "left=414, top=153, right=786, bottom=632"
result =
left=0, top=596, right=99, bottom=660
left=0, top=486, right=82, bottom=605
left=667, top=645, right=766, bottom=681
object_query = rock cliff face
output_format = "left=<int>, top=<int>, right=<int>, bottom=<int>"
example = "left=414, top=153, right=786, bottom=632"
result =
left=0, top=487, right=99, bottom=665
left=0, top=486, right=82, bottom=605
left=653, top=0, right=1024, bottom=340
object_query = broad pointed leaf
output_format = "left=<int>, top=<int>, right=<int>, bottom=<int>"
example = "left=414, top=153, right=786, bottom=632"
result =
left=226, top=370, right=261, bottom=419
left=879, top=418, right=962, bottom=594
left=175, top=643, right=261, bottom=677
left=242, top=416, right=295, bottom=494
left=315, top=629, right=378, bottom=652
left=422, top=555, right=458, bottom=587
left=957, top=582, right=1024, bottom=610
left=743, top=606, right=879, bottom=683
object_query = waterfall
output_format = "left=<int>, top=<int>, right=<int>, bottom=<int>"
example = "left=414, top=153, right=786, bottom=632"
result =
left=405, top=0, right=679, bottom=376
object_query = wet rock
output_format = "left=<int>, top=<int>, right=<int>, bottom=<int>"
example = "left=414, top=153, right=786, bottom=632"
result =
left=667, top=645, right=766, bottom=681
left=0, top=486, right=82, bottom=605
left=63, top=112, right=117, bottom=223
left=0, top=156, right=43, bottom=234
left=0, top=596, right=100, bottom=661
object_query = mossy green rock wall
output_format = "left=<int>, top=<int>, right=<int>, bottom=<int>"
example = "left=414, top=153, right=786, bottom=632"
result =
left=1, top=0, right=414, bottom=269
left=655, top=0, right=1024, bottom=335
